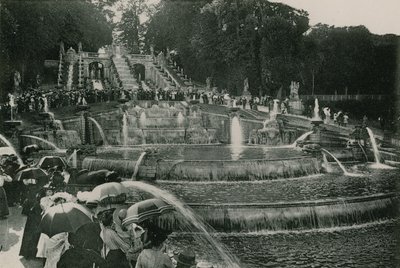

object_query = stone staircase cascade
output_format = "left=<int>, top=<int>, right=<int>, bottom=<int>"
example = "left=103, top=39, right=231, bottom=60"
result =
left=112, top=57, right=138, bottom=91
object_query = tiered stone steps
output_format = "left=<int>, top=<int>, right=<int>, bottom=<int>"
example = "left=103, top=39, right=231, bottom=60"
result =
left=113, top=57, right=138, bottom=90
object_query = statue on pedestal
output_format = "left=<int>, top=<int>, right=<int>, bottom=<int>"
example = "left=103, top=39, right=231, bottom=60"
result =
left=13, top=71, right=21, bottom=93
left=206, top=77, right=212, bottom=91
left=157, top=51, right=165, bottom=67
left=323, top=107, right=331, bottom=124
left=242, top=77, right=251, bottom=100
left=78, top=42, right=82, bottom=53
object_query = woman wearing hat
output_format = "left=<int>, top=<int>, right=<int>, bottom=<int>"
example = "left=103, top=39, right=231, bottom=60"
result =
left=19, top=183, right=48, bottom=258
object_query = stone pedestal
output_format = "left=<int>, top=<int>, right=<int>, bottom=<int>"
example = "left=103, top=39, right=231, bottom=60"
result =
left=288, top=100, right=304, bottom=115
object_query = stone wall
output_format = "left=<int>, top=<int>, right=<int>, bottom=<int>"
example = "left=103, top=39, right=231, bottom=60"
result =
left=201, top=112, right=230, bottom=143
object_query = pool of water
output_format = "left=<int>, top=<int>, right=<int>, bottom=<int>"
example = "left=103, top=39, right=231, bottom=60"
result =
left=155, top=169, right=400, bottom=204
left=167, top=219, right=400, bottom=267
left=98, top=145, right=305, bottom=161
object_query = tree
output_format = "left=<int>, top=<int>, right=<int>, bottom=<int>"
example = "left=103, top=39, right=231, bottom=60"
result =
left=0, top=0, right=112, bottom=98
left=117, top=0, right=146, bottom=53
left=194, top=0, right=309, bottom=96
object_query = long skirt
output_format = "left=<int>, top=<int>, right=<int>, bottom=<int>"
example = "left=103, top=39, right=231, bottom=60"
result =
left=19, top=203, right=42, bottom=258
left=106, top=249, right=130, bottom=268
left=0, top=187, right=9, bottom=218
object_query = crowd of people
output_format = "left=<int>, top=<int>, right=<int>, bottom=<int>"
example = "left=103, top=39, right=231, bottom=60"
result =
left=0, top=155, right=207, bottom=268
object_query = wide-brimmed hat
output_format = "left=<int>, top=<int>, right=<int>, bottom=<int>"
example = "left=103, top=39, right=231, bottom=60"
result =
left=177, top=249, right=196, bottom=266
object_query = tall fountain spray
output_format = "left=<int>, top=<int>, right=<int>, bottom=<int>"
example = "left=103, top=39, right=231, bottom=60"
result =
left=231, top=116, right=243, bottom=146
left=122, top=113, right=129, bottom=146
left=88, top=117, right=108, bottom=146
left=121, top=181, right=242, bottom=268
left=0, top=134, right=23, bottom=165
left=313, top=98, right=321, bottom=120
left=67, top=63, right=74, bottom=90
left=177, top=112, right=184, bottom=128
left=43, top=97, right=49, bottom=113
left=78, top=54, right=83, bottom=88
left=57, top=52, right=63, bottom=88
left=139, top=112, right=147, bottom=129
left=263, top=99, right=280, bottom=128
left=270, top=99, right=280, bottom=120
left=230, top=116, right=243, bottom=160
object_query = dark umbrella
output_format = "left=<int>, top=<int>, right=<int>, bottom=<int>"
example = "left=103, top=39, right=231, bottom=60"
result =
left=40, top=202, right=93, bottom=237
left=37, top=156, right=67, bottom=170
left=122, top=198, right=174, bottom=226
left=14, top=167, right=48, bottom=185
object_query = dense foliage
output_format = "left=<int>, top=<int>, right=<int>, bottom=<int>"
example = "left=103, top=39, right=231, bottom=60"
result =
left=0, top=0, right=113, bottom=99
left=1, top=0, right=398, bottom=101
left=141, top=0, right=398, bottom=97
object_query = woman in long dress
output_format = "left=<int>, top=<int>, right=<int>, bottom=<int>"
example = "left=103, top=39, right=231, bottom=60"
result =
left=19, top=186, right=48, bottom=258
left=0, top=169, right=12, bottom=218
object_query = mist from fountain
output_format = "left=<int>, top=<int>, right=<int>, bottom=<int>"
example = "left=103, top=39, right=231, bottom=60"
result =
left=0, top=134, right=24, bottom=165
left=88, top=117, right=108, bottom=146
left=177, top=112, right=184, bottom=128
left=121, top=181, right=241, bottom=268
left=366, top=127, right=395, bottom=169
left=20, top=135, right=63, bottom=152
left=131, top=152, right=146, bottom=179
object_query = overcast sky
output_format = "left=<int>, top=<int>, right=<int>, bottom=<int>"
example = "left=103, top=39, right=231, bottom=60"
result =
left=270, top=0, right=400, bottom=35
